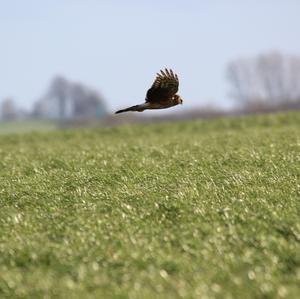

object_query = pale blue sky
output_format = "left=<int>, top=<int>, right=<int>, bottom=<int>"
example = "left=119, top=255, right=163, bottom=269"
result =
left=1, top=0, right=300, bottom=113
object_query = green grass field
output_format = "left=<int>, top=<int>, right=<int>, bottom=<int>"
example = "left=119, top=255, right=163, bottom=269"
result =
left=0, top=112, right=299, bottom=298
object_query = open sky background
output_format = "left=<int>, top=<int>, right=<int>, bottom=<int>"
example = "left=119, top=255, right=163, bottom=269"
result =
left=1, top=0, right=300, bottom=114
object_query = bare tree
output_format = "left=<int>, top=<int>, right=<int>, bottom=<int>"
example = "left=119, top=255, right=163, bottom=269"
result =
left=69, top=83, right=107, bottom=118
left=48, top=76, right=69, bottom=119
left=69, top=83, right=87, bottom=116
left=1, top=98, right=17, bottom=121
left=227, top=51, right=300, bottom=110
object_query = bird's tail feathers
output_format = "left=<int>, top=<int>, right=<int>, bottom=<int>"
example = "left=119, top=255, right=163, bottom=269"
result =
left=115, top=104, right=146, bottom=114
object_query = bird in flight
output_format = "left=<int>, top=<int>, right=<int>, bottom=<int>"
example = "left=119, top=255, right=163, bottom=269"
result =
left=115, top=68, right=183, bottom=114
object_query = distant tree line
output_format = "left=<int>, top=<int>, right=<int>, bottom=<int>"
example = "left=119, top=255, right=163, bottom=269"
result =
left=0, top=76, right=107, bottom=121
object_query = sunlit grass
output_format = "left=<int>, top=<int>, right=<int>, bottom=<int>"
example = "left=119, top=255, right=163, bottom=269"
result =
left=0, top=112, right=299, bottom=298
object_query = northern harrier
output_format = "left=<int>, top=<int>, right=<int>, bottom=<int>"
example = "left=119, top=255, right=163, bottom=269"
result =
left=115, top=68, right=183, bottom=114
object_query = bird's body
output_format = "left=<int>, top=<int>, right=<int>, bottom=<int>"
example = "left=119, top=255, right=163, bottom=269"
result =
left=115, top=69, right=183, bottom=114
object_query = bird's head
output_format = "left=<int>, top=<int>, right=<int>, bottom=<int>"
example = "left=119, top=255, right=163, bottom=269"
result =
left=173, top=95, right=183, bottom=105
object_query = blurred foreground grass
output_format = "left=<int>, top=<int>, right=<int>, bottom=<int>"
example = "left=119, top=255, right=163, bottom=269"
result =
left=0, top=112, right=299, bottom=298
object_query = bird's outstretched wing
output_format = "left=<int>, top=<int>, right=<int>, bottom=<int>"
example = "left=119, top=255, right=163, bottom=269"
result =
left=146, top=69, right=179, bottom=103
